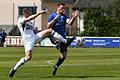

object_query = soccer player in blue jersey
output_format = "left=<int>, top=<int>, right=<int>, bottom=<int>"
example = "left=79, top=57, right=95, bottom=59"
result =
left=47, top=2, right=78, bottom=76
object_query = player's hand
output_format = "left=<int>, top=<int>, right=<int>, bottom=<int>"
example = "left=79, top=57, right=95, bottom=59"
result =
left=40, top=9, right=48, bottom=14
left=72, top=10, right=79, bottom=17
left=43, top=7, right=48, bottom=13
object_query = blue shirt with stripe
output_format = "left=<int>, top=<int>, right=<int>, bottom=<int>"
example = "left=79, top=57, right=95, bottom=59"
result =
left=48, top=12, right=68, bottom=38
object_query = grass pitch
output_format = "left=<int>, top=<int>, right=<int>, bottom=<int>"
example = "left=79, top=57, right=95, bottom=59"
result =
left=0, top=47, right=120, bottom=80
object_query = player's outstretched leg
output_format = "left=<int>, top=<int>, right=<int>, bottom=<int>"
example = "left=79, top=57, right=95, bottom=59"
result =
left=9, top=57, right=27, bottom=77
left=66, top=36, right=75, bottom=47
left=51, top=30, right=67, bottom=44
left=57, top=36, right=75, bottom=50
left=9, top=51, right=31, bottom=77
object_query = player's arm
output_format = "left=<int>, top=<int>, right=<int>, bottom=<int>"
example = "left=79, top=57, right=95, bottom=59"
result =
left=47, top=14, right=60, bottom=28
left=67, top=10, right=79, bottom=25
left=24, top=10, right=46, bottom=23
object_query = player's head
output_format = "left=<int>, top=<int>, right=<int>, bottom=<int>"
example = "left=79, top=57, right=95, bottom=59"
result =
left=23, top=8, right=32, bottom=17
left=56, top=2, right=65, bottom=14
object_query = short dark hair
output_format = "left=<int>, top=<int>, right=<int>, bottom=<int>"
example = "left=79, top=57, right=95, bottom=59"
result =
left=23, top=8, right=32, bottom=13
left=57, top=2, right=65, bottom=7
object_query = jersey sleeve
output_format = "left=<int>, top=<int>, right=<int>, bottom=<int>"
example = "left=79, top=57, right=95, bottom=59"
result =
left=17, top=17, right=26, bottom=30
left=65, top=15, right=69, bottom=24
left=66, top=18, right=70, bottom=24
left=18, top=17, right=25, bottom=24
left=48, top=14, right=54, bottom=22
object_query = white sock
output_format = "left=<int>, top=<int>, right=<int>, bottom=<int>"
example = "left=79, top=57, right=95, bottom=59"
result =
left=13, top=57, right=27, bottom=70
left=51, top=31, right=67, bottom=43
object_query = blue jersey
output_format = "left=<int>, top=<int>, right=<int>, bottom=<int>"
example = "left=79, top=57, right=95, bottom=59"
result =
left=48, top=12, right=68, bottom=38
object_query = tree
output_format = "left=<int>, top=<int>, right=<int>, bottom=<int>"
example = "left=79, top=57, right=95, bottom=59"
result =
left=84, top=0, right=120, bottom=37
left=107, top=0, right=120, bottom=21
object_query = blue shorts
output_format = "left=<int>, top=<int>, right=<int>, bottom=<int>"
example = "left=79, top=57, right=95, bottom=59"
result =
left=50, top=37, right=67, bottom=53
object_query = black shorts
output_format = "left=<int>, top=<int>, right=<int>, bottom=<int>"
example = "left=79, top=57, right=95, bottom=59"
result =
left=50, top=37, right=67, bottom=53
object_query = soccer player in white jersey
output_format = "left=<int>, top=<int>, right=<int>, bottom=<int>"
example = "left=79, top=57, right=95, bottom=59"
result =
left=9, top=8, right=68, bottom=77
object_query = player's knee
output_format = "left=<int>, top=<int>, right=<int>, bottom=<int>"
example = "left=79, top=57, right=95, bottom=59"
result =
left=63, top=55, right=66, bottom=59
left=48, top=29, right=53, bottom=35
left=60, top=53, right=67, bottom=59
left=45, top=29, right=52, bottom=36
left=48, top=28, right=53, bottom=32
left=25, top=51, right=32, bottom=61
left=25, top=55, right=32, bottom=61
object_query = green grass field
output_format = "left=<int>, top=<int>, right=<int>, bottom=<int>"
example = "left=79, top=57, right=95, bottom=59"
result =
left=0, top=47, right=120, bottom=80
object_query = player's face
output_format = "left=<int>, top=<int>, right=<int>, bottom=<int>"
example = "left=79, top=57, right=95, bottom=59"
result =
left=57, top=5, right=65, bottom=14
left=23, top=10, right=31, bottom=18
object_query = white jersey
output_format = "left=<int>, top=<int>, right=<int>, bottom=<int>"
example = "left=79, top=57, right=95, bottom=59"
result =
left=17, top=16, right=36, bottom=40
left=17, top=16, right=43, bottom=52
